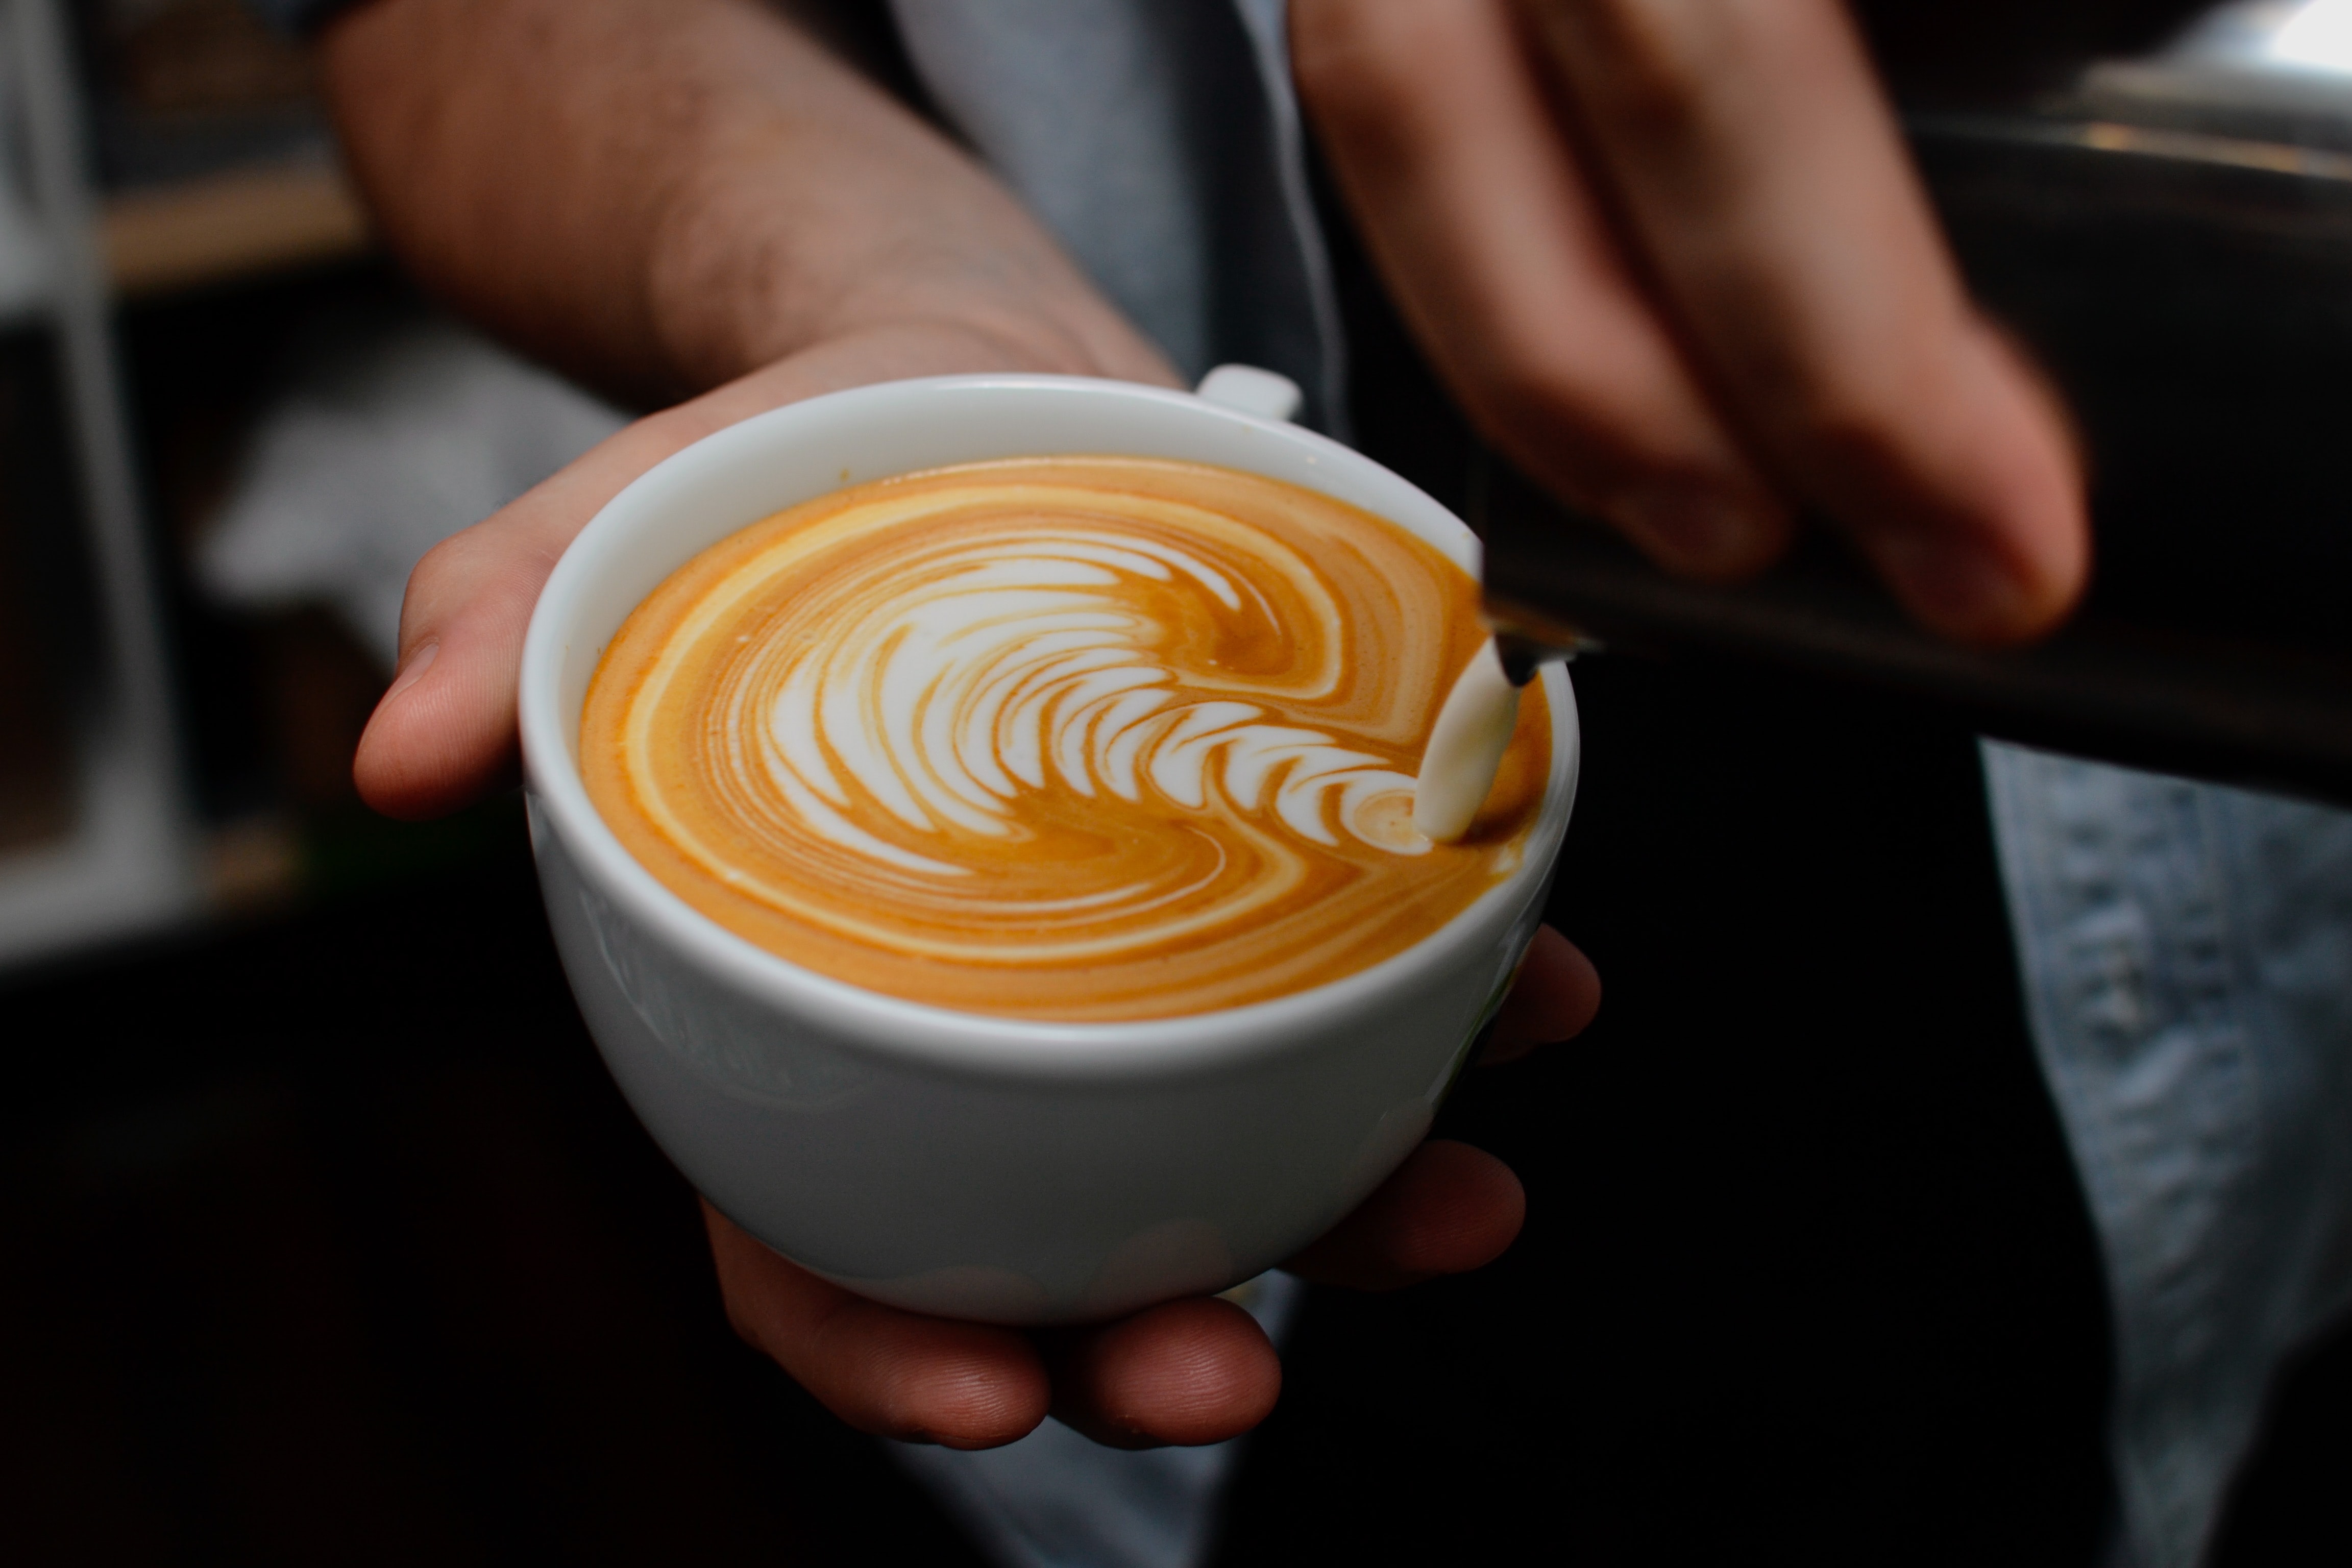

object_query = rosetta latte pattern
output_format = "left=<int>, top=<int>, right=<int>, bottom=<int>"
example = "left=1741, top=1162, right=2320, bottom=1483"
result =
left=583, top=458, right=1548, bottom=1020
left=751, top=523, right=1427, bottom=872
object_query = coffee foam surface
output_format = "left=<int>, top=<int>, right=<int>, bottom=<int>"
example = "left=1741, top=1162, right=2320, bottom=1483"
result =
left=581, top=456, right=1549, bottom=1021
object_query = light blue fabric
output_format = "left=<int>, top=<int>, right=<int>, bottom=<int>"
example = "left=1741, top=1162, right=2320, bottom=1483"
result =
left=1984, top=743, right=2352, bottom=1567
left=886, top=0, right=1345, bottom=435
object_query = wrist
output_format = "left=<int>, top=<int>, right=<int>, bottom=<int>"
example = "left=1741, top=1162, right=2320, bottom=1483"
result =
left=644, top=149, right=1180, bottom=396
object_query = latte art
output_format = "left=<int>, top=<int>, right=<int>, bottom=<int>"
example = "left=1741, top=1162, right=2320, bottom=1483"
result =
left=582, top=457, right=1549, bottom=1020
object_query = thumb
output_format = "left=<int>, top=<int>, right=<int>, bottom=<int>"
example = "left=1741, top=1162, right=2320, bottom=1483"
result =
left=356, top=321, right=1180, bottom=819
left=354, top=412, right=699, bottom=819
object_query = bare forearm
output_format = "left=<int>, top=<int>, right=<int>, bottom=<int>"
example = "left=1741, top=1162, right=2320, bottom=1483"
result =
left=318, top=0, right=1168, bottom=404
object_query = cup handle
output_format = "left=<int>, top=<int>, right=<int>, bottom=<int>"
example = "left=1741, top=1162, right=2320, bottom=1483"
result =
left=1194, top=364, right=1304, bottom=425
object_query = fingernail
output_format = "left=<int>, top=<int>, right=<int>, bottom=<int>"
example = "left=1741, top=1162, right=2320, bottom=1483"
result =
left=1613, top=487, right=1769, bottom=574
left=1877, top=532, right=2032, bottom=640
left=382, top=640, right=439, bottom=705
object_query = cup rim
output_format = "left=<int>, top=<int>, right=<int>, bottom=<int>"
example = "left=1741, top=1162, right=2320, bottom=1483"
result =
left=520, top=374, right=1579, bottom=1082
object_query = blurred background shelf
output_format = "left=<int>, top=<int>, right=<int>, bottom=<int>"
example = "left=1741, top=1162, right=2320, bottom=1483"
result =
left=0, top=0, right=401, bottom=970
left=85, top=0, right=374, bottom=300
left=101, top=160, right=369, bottom=299
left=0, top=0, right=200, bottom=970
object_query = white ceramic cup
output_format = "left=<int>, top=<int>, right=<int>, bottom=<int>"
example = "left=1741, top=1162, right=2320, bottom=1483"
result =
left=519, top=373, right=1579, bottom=1326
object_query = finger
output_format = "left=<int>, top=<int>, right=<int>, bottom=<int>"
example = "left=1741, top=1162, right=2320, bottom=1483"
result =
left=1482, top=923, right=1601, bottom=1065
left=1283, top=1139, right=1526, bottom=1291
left=702, top=1202, right=1051, bottom=1448
left=1042, top=1297, right=1283, bottom=1449
left=1522, top=0, right=2088, bottom=642
left=1292, top=0, right=1793, bottom=578
left=352, top=411, right=693, bottom=818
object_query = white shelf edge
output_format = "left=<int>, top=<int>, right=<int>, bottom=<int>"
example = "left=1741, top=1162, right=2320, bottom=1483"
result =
left=0, top=715, right=197, bottom=967
left=0, top=0, right=201, bottom=969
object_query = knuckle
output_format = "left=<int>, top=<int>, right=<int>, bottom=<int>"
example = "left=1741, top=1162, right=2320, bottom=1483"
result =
left=1541, top=1, right=1736, bottom=143
left=1775, top=373, right=1916, bottom=480
left=410, top=532, right=464, bottom=583
left=1290, top=0, right=1453, bottom=133
left=400, top=534, right=474, bottom=618
left=1474, top=347, right=1707, bottom=496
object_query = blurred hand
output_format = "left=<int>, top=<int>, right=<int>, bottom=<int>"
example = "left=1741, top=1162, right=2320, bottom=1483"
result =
left=707, top=925, right=1600, bottom=1450
left=1292, top=0, right=2089, bottom=645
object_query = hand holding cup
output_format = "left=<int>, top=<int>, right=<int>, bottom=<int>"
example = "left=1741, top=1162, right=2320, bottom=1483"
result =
left=357, top=337, right=1600, bottom=1450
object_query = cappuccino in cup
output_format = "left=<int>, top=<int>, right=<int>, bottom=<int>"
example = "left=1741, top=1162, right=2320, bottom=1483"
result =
left=523, top=374, right=1578, bottom=1319
left=579, top=455, right=1550, bottom=1021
